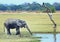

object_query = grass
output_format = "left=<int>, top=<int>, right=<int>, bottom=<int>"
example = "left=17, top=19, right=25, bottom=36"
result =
left=0, top=12, right=60, bottom=42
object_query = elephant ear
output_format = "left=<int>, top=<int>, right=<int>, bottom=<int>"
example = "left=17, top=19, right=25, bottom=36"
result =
left=16, top=20, right=22, bottom=26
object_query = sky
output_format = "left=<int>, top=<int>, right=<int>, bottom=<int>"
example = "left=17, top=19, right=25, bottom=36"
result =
left=0, top=0, right=60, bottom=5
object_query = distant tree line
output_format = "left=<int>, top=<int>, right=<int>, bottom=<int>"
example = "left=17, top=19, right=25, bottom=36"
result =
left=53, top=2, right=60, bottom=10
left=0, top=2, right=60, bottom=12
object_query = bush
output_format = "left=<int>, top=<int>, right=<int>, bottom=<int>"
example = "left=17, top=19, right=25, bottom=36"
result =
left=50, top=6, right=56, bottom=13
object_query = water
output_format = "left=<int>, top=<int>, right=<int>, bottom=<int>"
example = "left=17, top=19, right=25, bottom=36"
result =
left=33, top=33, right=60, bottom=42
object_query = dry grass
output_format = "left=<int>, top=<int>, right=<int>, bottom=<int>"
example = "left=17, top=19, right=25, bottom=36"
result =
left=0, top=12, right=60, bottom=42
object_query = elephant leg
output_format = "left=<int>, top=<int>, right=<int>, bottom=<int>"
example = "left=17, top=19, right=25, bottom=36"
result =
left=7, top=28, right=11, bottom=35
left=16, top=27, right=20, bottom=35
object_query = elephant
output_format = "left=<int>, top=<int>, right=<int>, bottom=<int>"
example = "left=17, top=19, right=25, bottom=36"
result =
left=4, top=18, right=32, bottom=35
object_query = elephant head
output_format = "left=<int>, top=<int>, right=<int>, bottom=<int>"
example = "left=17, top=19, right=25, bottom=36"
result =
left=17, top=20, right=32, bottom=35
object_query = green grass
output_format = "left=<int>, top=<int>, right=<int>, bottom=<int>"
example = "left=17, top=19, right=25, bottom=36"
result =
left=0, top=13, right=60, bottom=42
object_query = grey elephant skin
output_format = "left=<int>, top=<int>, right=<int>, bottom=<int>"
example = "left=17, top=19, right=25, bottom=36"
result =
left=4, top=19, right=32, bottom=35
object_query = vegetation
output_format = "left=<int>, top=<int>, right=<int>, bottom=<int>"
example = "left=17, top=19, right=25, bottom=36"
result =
left=0, top=13, right=60, bottom=33
left=0, top=2, right=56, bottom=12
left=0, top=12, right=60, bottom=42
left=53, top=2, right=60, bottom=10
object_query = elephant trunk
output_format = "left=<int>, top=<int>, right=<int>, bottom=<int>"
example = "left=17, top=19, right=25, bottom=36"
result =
left=25, top=25, right=32, bottom=35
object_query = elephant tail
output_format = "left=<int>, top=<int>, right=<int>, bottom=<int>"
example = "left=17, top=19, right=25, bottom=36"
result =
left=3, top=25, right=5, bottom=33
left=3, top=23, right=6, bottom=33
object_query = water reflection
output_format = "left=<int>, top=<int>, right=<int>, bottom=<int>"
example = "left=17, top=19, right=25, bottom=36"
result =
left=33, top=33, right=60, bottom=42
left=54, top=28, right=56, bottom=42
